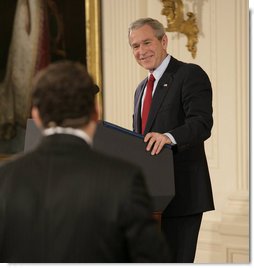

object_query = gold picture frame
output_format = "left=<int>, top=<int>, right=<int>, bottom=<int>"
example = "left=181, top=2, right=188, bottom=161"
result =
left=85, top=0, right=103, bottom=118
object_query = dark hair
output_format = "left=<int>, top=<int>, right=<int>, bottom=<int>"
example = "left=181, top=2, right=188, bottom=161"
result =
left=31, top=61, right=99, bottom=128
left=128, top=18, right=166, bottom=42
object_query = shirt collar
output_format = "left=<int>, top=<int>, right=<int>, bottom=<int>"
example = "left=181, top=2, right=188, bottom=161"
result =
left=43, top=127, right=92, bottom=145
left=149, top=54, right=171, bottom=81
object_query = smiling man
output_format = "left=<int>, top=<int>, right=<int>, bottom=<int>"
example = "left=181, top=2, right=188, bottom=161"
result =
left=128, top=18, right=214, bottom=263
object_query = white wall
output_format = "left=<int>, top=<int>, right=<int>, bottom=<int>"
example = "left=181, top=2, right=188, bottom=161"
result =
left=101, top=0, right=249, bottom=263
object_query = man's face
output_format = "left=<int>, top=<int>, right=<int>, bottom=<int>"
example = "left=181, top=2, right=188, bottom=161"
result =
left=129, top=24, right=168, bottom=71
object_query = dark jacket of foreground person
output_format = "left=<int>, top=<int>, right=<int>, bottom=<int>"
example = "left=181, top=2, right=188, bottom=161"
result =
left=0, top=134, right=170, bottom=263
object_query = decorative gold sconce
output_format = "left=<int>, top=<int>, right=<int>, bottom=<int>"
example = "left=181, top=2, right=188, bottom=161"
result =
left=161, top=0, right=199, bottom=58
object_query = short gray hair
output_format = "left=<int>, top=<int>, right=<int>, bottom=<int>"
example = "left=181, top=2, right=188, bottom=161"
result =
left=128, top=18, right=166, bottom=41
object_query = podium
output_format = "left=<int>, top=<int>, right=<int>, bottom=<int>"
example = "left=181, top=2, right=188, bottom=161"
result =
left=93, top=121, right=175, bottom=213
left=24, top=119, right=175, bottom=213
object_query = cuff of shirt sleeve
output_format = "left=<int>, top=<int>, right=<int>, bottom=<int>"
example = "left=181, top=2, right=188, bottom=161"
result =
left=163, top=133, right=177, bottom=145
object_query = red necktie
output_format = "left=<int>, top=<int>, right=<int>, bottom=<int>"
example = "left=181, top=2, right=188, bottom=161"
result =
left=142, top=74, right=155, bottom=135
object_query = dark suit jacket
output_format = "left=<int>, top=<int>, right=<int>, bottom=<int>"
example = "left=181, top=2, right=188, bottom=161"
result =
left=133, top=56, right=214, bottom=217
left=0, top=134, right=169, bottom=263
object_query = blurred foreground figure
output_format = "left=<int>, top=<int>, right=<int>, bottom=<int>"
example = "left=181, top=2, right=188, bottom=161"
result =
left=0, top=61, right=169, bottom=263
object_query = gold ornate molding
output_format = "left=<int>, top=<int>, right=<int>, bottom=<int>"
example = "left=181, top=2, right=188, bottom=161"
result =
left=161, top=0, right=199, bottom=58
left=85, top=0, right=103, bottom=118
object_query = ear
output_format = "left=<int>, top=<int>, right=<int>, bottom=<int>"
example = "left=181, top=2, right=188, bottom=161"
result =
left=161, top=34, right=168, bottom=49
left=91, top=101, right=99, bottom=122
left=31, top=107, right=43, bottom=129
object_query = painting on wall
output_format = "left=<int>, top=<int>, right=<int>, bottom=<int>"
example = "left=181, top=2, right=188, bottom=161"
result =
left=0, top=0, right=88, bottom=158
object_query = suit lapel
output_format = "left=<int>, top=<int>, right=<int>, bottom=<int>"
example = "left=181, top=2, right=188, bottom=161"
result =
left=144, top=57, right=180, bottom=134
left=134, top=79, right=147, bottom=133
left=144, top=74, right=173, bottom=133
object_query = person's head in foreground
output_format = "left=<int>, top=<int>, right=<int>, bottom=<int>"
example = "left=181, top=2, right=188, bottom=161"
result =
left=31, top=61, right=99, bottom=139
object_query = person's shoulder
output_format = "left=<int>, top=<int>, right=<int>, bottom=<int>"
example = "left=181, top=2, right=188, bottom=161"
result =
left=171, top=56, right=205, bottom=71
left=175, top=60, right=209, bottom=79
left=0, top=152, right=29, bottom=188
left=0, top=149, right=39, bottom=176
left=91, top=149, right=143, bottom=179
left=0, top=153, right=23, bottom=171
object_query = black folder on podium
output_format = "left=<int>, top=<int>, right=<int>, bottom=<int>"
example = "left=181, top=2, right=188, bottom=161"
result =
left=24, top=119, right=175, bottom=211
left=93, top=121, right=174, bottom=211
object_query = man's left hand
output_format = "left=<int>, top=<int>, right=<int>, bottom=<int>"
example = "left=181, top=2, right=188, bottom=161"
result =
left=144, top=132, right=171, bottom=155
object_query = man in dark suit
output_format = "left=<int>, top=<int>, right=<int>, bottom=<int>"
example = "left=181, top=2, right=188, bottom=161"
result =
left=0, top=61, right=170, bottom=263
left=128, top=18, right=214, bottom=263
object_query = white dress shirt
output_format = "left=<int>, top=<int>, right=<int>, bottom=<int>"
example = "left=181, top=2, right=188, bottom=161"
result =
left=43, top=126, right=92, bottom=145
